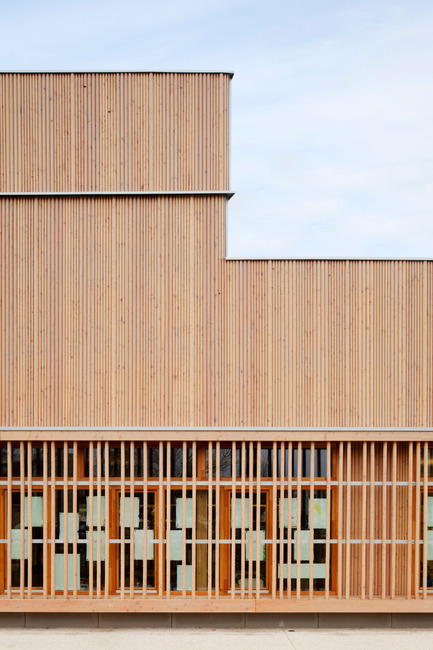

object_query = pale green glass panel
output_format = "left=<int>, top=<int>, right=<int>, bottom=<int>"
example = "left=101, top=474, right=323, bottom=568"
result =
left=86, top=530, right=105, bottom=561
left=86, top=496, right=106, bottom=527
left=11, top=529, right=28, bottom=560
left=313, top=498, right=327, bottom=529
left=175, top=498, right=193, bottom=528
left=170, top=530, right=183, bottom=561
left=59, top=513, right=80, bottom=543
left=278, top=498, right=297, bottom=527
left=232, top=497, right=250, bottom=528
left=54, top=553, right=80, bottom=591
left=245, top=530, right=266, bottom=561
left=277, top=563, right=309, bottom=579
left=120, top=497, right=140, bottom=529
left=134, top=529, right=154, bottom=560
left=427, top=529, right=433, bottom=560
left=313, top=563, right=327, bottom=578
left=428, top=497, right=433, bottom=527
left=293, top=530, right=310, bottom=561
left=24, top=497, right=43, bottom=527
left=176, top=564, right=192, bottom=591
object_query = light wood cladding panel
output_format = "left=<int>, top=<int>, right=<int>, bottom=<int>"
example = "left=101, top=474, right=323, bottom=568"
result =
left=0, top=195, right=432, bottom=428
left=223, top=260, right=433, bottom=428
left=0, top=73, right=230, bottom=192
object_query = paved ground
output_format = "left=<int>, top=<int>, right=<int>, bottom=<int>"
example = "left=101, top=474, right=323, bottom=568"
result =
left=0, top=628, right=433, bottom=650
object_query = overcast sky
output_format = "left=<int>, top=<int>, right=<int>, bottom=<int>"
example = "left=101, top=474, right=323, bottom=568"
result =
left=1, top=0, right=432, bottom=258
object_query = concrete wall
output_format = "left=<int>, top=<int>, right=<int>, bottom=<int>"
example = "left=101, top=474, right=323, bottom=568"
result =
left=0, top=613, right=433, bottom=628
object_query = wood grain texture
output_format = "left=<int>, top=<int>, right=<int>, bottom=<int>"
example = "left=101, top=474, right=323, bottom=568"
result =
left=0, top=73, right=229, bottom=192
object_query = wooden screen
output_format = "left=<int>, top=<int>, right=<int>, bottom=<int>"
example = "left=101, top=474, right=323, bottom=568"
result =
left=0, top=439, right=431, bottom=611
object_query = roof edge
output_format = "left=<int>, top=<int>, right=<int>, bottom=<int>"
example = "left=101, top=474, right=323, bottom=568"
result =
left=225, top=257, right=433, bottom=262
left=0, top=70, right=235, bottom=76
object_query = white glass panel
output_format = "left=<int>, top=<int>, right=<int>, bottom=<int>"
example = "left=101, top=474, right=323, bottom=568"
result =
left=170, top=529, right=183, bottom=561
left=279, top=498, right=297, bottom=527
left=59, top=513, right=80, bottom=543
left=245, top=530, right=266, bottom=561
left=86, top=530, right=105, bottom=561
left=11, top=529, right=28, bottom=560
left=313, top=498, right=327, bottom=529
left=175, top=498, right=193, bottom=528
left=293, top=530, right=310, bottom=561
left=176, top=564, right=192, bottom=591
left=54, top=553, right=80, bottom=591
left=134, top=529, right=154, bottom=560
left=24, top=497, right=43, bottom=527
left=86, top=496, right=106, bottom=527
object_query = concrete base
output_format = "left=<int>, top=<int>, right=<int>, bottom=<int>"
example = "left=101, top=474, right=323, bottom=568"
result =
left=0, top=612, right=432, bottom=628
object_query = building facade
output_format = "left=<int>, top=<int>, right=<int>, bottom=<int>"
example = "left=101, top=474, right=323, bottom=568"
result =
left=0, top=71, right=432, bottom=615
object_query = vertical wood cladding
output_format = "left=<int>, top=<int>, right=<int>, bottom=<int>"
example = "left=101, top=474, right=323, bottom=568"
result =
left=0, top=195, right=431, bottom=427
left=0, top=73, right=230, bottom=192
left=0, top=72, right=431, bottom=429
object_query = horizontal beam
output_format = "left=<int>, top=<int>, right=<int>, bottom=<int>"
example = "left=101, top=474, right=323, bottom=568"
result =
left=0, top=597, right=432, bottom=613
left=1, top=428, right=433, bottom=442
left=0, top=190, right=235, bottom=198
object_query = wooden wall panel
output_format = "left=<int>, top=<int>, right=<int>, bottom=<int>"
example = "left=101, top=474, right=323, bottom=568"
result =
left=0, top=73, right=230, bottom=192
left=0, top=195, right=432, bottom=428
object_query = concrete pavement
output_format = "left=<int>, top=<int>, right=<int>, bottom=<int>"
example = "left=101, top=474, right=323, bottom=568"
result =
left=0, top=628, right=432, bottom=650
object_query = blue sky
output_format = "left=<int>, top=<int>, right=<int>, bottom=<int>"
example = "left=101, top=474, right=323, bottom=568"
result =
left=1, top=0, right=432, bottom=257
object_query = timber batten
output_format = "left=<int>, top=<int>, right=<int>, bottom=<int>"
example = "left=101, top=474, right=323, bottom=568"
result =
left=0, top=72, right=432, bottom=613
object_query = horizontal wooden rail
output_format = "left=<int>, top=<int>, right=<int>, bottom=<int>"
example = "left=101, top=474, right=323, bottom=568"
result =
left=1, top=429, right=433, bottom=442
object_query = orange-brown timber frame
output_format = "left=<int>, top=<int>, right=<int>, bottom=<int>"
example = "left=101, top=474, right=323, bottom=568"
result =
left=0, top=72, right=432, bottom=613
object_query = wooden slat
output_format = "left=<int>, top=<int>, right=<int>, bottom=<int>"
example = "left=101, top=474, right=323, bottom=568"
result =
left=72, top=442, right=78, bottom=599
left=271, top=441, right=277, bottom=599
left=278, top=442, right=285, bottom=599
left=391, top=441, right=397, bottom=599
left=415, top=442, right=421, bottom=599
left=97, top=441, right=102, bottom=599
left=50, top=442, right=55, bottom=598
left=181, top=442, right=187, bottom=598
left=215, top=441, right=220, bottom=599
left=62, top=442, right=68, bottom=599
left=240, top=441, right=246, bottom=599
left=345, top=441, right=351, bottom=599
left=287, top=442, right=292, bottom=600
left=191, top=441, right=197, bottom=599
left=27, top=442, right=32, bottom=598
left=369, top=442, right=375, bottom=600
left=142, top=442, right=148, bottom=600
left=208, top=441, right=212, bottom=599
left=166, top=441, right=170, bottom=598
left=120, top=441, right=125, bottom=599
left=407, top=442, right=413, bottom=599
left=296, top=442, right=301, bottom=599
left=89, top=441, right=94, bottom=599
left=423, top=442, right=428, bottom=599
left=19, top=442, right=24, bottom=599
left=361, top=441, right=367, bottom=599
left=382, top=442, right=387, bottom=599
left=256, top=441, right=261, bottom=600
left=248, top=441, right=253, bottom=600
left=6, top=442, right=12, bottom=599
left=309, top=443, right=314, bottom=599
left=337, top=442, right=343, bottom=599
left=104, top=442, right=110, bottom=599
left=325, top=442, right=331, bottom=599
left=231, top=441, right=236, bottom=600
